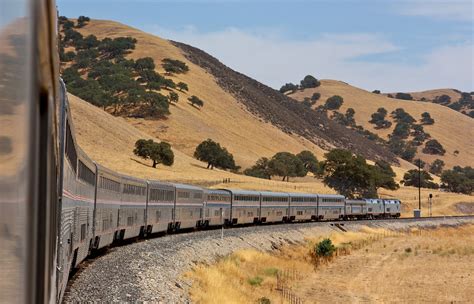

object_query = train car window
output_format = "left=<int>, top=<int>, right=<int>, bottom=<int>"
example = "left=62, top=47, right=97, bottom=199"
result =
left=78, top=160, right=95, bottom=186
left=99, top=176, right=120, bottom=192
left=123, top=183, right=146, bottom=196
left=193, top=192, right=203, bottom=199
left=65, top=121, right=78, bottom=173
left=178, top=191, right=190, bottom=199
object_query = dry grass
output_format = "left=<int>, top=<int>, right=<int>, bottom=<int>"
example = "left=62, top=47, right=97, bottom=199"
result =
left=401, top=88, right=462, bottom=102
left=187, top=225, right=474, bottom=304
left=290, top=80, right=474, bottom=169
left=74, top=19, right=327, bottom=169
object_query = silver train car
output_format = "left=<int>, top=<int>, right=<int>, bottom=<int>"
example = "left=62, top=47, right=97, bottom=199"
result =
left=317, top=194, right=346, bottom=220
left=260, top=191, right=290, bottom=223
left=147, top=180, right=175, bottom=233
left=225, top=190, right=261, bottom=225
left=203, top=189, right=232, bottom=227
left=173, top=183, right=204, bottom=230
left=288, top=193, right=319, bottom=221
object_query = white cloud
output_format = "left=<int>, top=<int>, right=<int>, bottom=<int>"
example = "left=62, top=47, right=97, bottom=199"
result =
left=397, top=0, right=473, bottom=21
left=152, top=26, right=473, bottom=92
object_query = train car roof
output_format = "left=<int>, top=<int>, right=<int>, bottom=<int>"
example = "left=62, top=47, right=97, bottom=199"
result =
left=287, top=192, right=318, bottom=197
left=220, top=189, right=260, bottom=195
left=205, top=189, right=231, bottom=195
left=318, top=194, right=345, bottom=198
left=259, top=191, right=289, bottom=196
left=172, top=183, right=204, bottom=191
left=147, top=179, right=175, bottom=188
left=346, top=199, right=367, bottom=204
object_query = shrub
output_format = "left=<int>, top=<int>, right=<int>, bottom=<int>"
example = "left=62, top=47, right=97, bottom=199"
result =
left=372, top=90, right=381, bottom=94
left=429, top=159, right=445, bottom=175
left=391, top=108, right=415, bottom=124
left=311, top=92, right=321, bottom=101
left=395, top=92, right=413, bottom=100
left=168, top=91, right=179, bottom=104
left=263, top=268, right=279, bottom=276
left=244, top=157, right=272, bottom=179
left=369, top=107, right=392, bottom=129
left=315, top=238, right=336, bottom=257
left=423, top=139, right=446, bottom=155
left=434, top=94, right=451, bottom=105
left=300, top=75, right=320, bottom=89
left=257, top=297, right=271, bottom=304
left=391, top=122, right=410, bottom=139
left=248, top=276, right=263, bottom=286
left=420, top=112, right=434, bottom=125
left=188, top=95, right=204, bottom=108
left=177, top=82, right=189, bottom=92
left=162, top=58, right=189, bottom=74
left=402, top=169, right=438, bottom=189
left=325, top=95, right=344, bottom=110
left=77, top=16, right=90, bottom=28
left=441, top=166, right=474, bottom=195
left=279, top=83, right=298, bottom=93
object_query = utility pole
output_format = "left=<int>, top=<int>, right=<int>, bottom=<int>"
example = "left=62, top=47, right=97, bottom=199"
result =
left=418, top=161, right=421, bottom=213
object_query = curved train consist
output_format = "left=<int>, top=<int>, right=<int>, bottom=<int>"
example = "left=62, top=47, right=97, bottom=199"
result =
left=57, top=83, right=401, bottom=299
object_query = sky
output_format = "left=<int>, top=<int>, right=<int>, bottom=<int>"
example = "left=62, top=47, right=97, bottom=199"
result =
left=58, top=0, right=473, bottom=92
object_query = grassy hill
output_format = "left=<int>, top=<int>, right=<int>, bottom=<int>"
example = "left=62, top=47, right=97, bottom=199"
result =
left=289, top=80, right=474, bottom=169
left=69, top=19, right=397, bottom=170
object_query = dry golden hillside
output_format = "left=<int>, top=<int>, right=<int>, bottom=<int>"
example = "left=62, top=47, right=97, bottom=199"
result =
left=69, top=93, right=335, bottom=194
left=290, top=80, right=474, bottom=169
left=73, top=20, right=327, bottom=169
left=398, top=88, right=462, bottom=102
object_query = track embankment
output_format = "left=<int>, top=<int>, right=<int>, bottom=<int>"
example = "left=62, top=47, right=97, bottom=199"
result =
left=63, top=216, right=474, bottom=303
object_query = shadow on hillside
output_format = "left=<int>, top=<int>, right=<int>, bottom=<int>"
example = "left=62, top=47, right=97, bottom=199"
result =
left=190, top=163, right=210, bottom=170
left=130, top=157, right=154, bottom=168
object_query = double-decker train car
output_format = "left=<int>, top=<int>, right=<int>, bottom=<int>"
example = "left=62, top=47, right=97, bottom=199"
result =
left=203, top=189, right=231, bottom=227
left=288, top=193, right=319, bottom=221
left=225, top=190, right=261, bottom=225
left=94, top=164, right=122, bottom=249
left=173, top=183, right=204, bottom=230
left=345, top=199, right=368, bottom=220
left=119, top=174, right=147, bottom=240
left=318, top=194, right=346, bottom=220
left=260, top=191, right=290, bottom=223
left=147, top=180, right=175, bottom=233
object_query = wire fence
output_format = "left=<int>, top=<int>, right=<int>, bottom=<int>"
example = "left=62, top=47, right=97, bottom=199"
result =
left=276, top=268, right=304, bottom=304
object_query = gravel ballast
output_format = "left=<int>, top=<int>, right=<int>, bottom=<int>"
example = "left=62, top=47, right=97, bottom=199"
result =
left=63, top=217, right=474, bottom=303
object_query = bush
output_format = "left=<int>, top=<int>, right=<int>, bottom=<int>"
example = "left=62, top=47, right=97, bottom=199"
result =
left=434, top=94, right=451, bottom=105
left=441, top=166, right=474, bottom=194
left=420, top=112, right=434, bottom=125
left=369, top=107, right=392, bottom=129
left=402, top=169, right=438, bottom=189
left=188, top=95, right=204, bottom=108
left=257, top=297, right=271, bottom=304
left=391, top=108, right=415, bottom=124
left=279, top=83, right=298, bottom=93
left=423, top=139, right=446, bottom=155
left=300, top=75, right=320, bottom=89
left=429, top=159, right=445, bottom=175
left=177, top=82, right=189, bottom=92
left=77, top=16, right=90, bottom=28
left=372, top=90, right=381, bottom=94
left=391, top=122, right=410, bottom=139
left=325, top=95, right=344, bottom=110
left=244, top=157, right=272, bottom=179
left=162, top=58, right=189, bottom=74
left=395, top=92, right=413, bottom=100
left=311, top=92, right=321, bottom=101
left=315, top=238, right=336, bottom=257
left=248, top=276, right=263, bottom=286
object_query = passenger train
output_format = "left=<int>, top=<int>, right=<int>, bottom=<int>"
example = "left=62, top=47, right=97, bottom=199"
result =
left=0, top=1, right=400, bottom=302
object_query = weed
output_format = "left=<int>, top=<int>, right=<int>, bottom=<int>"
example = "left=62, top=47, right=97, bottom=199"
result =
left=257, top=297, right=271, bottom=304
left=263, top=268, right=279, bottom=277
left=405, top=247, right=412, bottom=253
left=248, top=276, right=264, bottom=286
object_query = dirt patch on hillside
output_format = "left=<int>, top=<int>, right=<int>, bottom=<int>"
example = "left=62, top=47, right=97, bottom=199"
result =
left=455, top=202, right=474, bottom=214
left=173, top=41, right=398, bottom=165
